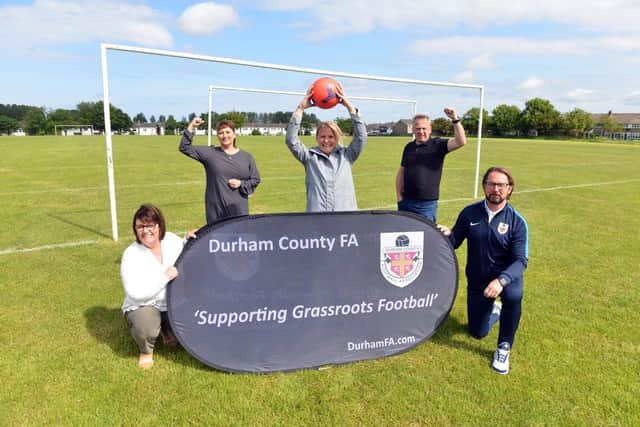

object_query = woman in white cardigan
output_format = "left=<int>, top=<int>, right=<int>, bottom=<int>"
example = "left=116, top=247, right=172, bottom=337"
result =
left=120, top=204, right=195, bottom=369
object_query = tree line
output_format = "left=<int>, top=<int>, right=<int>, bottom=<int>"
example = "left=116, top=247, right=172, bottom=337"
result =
left=430, top=98, right=622, bottom=138
left=0, top=98, right=623, bottom=137
left=0, top=102, right=321, bottom=136
left=0, top=102, right=132, bottom=135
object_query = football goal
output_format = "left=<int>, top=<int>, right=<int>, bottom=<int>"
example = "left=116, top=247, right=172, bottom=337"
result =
left=101, top=43, right=484, bottom=241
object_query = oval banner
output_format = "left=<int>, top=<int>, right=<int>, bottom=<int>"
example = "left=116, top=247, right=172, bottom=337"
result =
left=168, top=211, right=458, bottom=373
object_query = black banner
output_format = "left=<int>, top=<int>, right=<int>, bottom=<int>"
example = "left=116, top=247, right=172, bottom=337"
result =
left=168, top=211, right=458, bottom=373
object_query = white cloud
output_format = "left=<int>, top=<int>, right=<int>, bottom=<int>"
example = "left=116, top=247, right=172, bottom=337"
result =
left=409, top=36, right=640, bottom=57
left=178, top=2, right=239, bottom=36
left=567, top=88, right=594, bottom=100
left=257, top=0, right=319, bottom=11
left=466, top=53, right=496, bottom=70
left=518, top=77, right=544, bottom=90
left=0, top=0, right=173, bottom=53
left=452, top=71, right=474, bottom=83
left=257, top=0, right=640, bottom=38
left=624, top=90, right=640, bottom=106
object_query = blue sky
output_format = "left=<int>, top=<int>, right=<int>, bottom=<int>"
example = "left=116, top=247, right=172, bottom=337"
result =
left=1, top=0, right=640, bottom=123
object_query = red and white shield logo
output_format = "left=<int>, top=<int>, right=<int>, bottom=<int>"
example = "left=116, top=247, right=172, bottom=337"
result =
left=380, top=232, right=424, bottom=288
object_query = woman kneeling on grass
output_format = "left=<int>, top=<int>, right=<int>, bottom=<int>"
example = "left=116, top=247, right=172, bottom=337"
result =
left=120, top=204, right=196, bottom=369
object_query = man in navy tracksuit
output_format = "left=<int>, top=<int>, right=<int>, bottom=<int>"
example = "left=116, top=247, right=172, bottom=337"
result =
left=438, top=166, right=529, bottom=374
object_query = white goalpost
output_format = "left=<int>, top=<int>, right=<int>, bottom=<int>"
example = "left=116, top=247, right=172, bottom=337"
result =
left=101, top=43, right=484, bottom=241
left=206, top=85, right=419, bottom=146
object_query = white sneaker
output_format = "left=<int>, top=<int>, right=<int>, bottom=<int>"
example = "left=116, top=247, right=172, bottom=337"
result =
left=492, top=342, right=510, bottom=374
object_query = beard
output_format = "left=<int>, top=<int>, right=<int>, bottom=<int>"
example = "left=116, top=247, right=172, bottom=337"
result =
left=486, top=193, right=506, bottom=205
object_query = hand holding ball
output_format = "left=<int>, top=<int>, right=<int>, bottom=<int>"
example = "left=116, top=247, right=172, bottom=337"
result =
left=311, top=77, right=341, bottom=109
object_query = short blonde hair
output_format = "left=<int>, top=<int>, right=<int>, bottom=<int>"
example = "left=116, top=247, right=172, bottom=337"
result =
left=316, top=121, right=343, bottom=144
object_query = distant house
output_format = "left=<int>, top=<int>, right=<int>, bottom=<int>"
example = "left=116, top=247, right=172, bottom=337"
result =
left=238, top=123, right=288, bottom=136
left=592, top=112, right=640, bottom=141
left=61, top=127, right=92, bottom=136
left=133, top=122, right=165, bottom=136
left=366, top=122, right=394, bottom=136
left=393, top=119, right=414, bottom=136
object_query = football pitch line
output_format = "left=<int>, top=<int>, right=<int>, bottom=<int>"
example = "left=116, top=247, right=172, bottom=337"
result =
left=518, top=179, right=639, bottom=193
left=0, top=240, right=98, bottom=256
left=369, top=178, right=640, bottom=209
left=0, top=168, right=478, bottom=197
left=0, top=172, right=392, bottom=196
left=1, top=178, right=638, bottom=256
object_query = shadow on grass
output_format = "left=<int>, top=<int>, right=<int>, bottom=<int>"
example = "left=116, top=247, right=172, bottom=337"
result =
left=83, top=306, right=134, bottom=358
left=430, top=315, right=494, bottom=360
left=83, top=305, right=212, bottom=371
left=48, top=213, right=111, bottom=239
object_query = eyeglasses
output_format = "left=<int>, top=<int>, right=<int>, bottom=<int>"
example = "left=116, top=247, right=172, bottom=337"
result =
left=135, top=223, right=158, bottom=231
left=484, top=182, right=510, bottom=189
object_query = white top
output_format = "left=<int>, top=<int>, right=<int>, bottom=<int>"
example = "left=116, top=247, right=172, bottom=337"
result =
left=484, top=200, right=505, bottom=223
left=120, top=232, right=184, bottom=313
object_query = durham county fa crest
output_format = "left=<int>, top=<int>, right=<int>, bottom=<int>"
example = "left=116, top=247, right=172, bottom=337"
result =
left=380, top=232, right=424, bottom=288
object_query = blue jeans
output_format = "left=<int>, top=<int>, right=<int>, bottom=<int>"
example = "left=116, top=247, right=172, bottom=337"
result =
left=398, top=199, right=438, bottom=223
left=466, top=283, right=523, bottom=347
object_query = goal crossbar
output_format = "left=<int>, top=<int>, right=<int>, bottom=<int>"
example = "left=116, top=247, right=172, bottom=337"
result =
left=207, top=85, right=418, bottom=146
left=101, top=43, right=484, bottom=241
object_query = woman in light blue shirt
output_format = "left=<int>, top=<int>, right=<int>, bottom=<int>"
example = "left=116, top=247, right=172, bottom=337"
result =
left=285, top=84, right=367, bottom=212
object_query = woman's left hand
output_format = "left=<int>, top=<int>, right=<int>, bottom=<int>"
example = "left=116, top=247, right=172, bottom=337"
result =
left=165, top=266, right=178, bottom=281
left=228, top=178, right=241, bottom=189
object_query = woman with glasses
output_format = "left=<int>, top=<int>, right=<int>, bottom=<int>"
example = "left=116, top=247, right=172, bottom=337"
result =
left=120, top=204, right=195, bottom=369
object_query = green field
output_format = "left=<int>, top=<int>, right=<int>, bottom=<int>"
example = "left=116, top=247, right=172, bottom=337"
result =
left=1, top=134, right=639, bottom=425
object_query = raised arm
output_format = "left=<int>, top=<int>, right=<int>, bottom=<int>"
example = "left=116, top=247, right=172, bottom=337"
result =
left=336, top=83, right=367, bottom=162
left=285, top=86, right=314, bottom=164
left=179, top=117, right=206, bottom=160
left=444, top=107, right=466, bottom=152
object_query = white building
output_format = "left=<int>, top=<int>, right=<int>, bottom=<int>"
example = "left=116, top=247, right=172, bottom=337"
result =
left=61, top=127, right=93, bottom=136
left=237, top=123, right=288, bottom=136
left=133, top=122, right=165, bottom=136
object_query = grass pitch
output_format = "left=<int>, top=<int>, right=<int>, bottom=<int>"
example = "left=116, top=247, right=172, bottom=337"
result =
left=1, top=134, right=638, bottom=425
